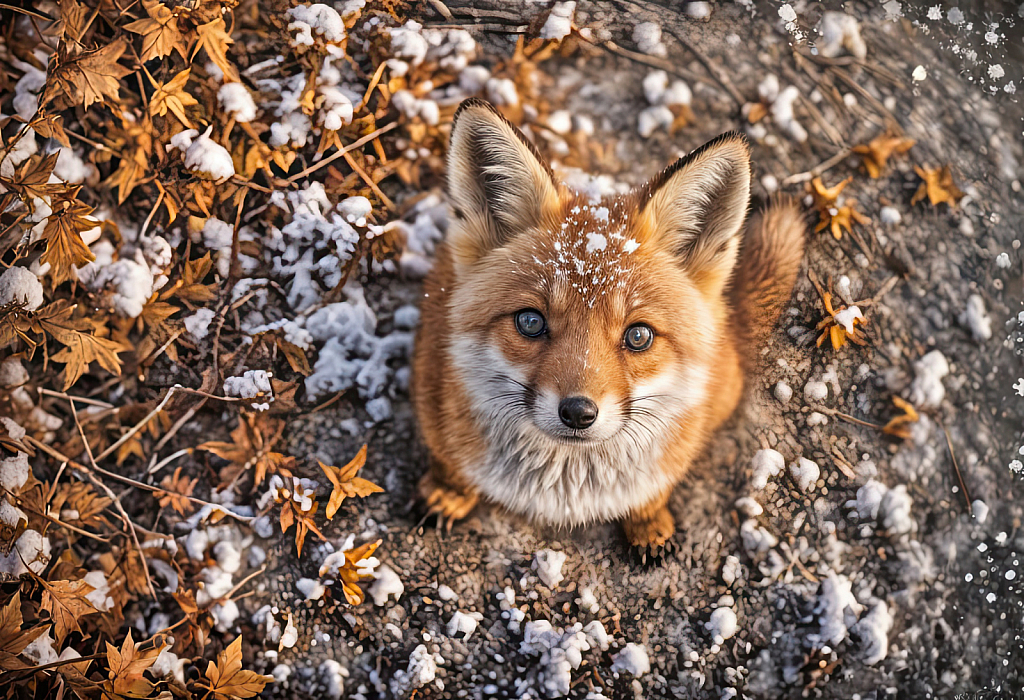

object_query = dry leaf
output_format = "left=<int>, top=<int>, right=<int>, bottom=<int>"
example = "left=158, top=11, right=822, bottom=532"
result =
left=198, top=414, right=294, bottom=486
left=36, top=301, right=123, bottom=389
left=811, top=276, right=868, bottom=351
left=157, top=467, right=197, bottom=515
left=0, top=593, right=48, bottom=660
left=911, top=164, right=964, bottom=207
left=852, top=132, right=915, bottom=178
left=148, top=68, right=198, bottom=128
left=816, top=199, right=871, bottom=240
left=104, top=630, right=159, bottom=698
left=320, top=539, right=381, bottom=605
left=882, top=396, right=919, bottom=440
left=125, top=1, right=185, bottom=62
left=39, top=195, right=97, bottom=285
left=39, top=577, right=98, bottom=644
left=43, top=40, right=133, bottom=109
left=202, top=636, right=273, bottom=699
left=319, top=445, right=383, bottom=520
left=194, top=18, right=239, bottom=83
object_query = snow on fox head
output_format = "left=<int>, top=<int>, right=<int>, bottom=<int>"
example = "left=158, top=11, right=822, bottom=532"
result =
left=440, top=99, right=751, bottom=526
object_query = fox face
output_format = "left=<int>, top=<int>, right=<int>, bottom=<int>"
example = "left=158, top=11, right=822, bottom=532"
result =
left=414, top=98, right=802, bottom=536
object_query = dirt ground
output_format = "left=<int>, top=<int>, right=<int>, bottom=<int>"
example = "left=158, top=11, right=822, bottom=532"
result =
left=206, top=2, right=1024, bottom=698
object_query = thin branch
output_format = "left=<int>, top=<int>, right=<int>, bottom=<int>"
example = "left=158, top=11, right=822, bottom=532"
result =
left=68, top=400, right=158, bottom=600
left=782, top=148, right=852, bottom=186
left=940, top=422, right=973, bottom=516
left=287, top=122, right=398, bottom=184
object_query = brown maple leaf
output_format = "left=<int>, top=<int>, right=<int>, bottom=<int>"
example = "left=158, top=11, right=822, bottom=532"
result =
left=157, top=467, right=197, bottom=515
left=38, top=577, right=98, bottom=644
left=43, top=40, right=133, bottom=110
left=852, top=132, right=915, bottom=179
left=198, top=414, right=294, bottom=486
left=278, top=492, right=326, bottom=557
left=202, top=636, right=274, bottom=700
left=125, top=0, right=186, bottom=62
left=39, top=194, right=96, bottom=285
left=320, top=445, right=383, bottom=520
left=319, top=539, right=381, bottom=605
left=163, top=252, right=217, bottom=304
left=882, top=396, right=919, bottom=440
left=35, top=301, right=123, bottom=389
left=809, top=176, right=869, bottom=240
left=194, top=18, right=239, bottom=83
left=817, top=199, right=871, bottom=240
left=104, top=630, right=161, bottom=698
left=147, top=67, right=198, bottom=128
left=811, top=276, right=868, bottom=351
left=911, top=164, right=964, bottom=207
left=0, top=593, right=48, bottom=661
left=0, top=151, right=64, bottom=202
left=50, top=481, right=113, bottom=530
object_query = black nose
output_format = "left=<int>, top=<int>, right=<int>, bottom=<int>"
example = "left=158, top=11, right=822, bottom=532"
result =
left=558, top=396, right=598, bottom=430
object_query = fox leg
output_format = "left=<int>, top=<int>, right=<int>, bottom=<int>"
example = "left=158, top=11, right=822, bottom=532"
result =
left=622, top=488, right=675, bottom=552
left=418, top=456, right=479, bottom=528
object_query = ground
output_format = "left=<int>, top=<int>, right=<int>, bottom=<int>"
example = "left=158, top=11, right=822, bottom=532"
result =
left=4, top=1, right=1024, bottom=699
left=241, top=3, right=1024, bottom=699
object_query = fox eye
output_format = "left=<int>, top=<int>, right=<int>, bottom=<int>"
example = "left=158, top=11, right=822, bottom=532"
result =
left=624, top=324, right=654, bottom=351
left=516, top=307, right=548, bottom=337
left=515, top=309, right=546, bottom=338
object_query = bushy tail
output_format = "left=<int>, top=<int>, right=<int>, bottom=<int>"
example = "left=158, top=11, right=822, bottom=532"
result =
left=730, top=195, right=807, bottom=358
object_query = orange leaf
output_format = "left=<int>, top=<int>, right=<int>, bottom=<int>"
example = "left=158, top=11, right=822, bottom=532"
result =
left=319, top=445, right=383, bottom=520
left=203, top=636, right=273, bottom=699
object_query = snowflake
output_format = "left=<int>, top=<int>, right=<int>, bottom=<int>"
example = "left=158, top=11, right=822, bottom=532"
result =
left=1015, top=378, right=1024, bottom=396
left=778, top=4, right=797, bottom=22
left=927, top=5, right=942, bottom=20
left=989, top=64, right=1005, bottom=79
left=947, top=7, right=965, bottom=25
left=883, top=1, right=902, bottom=21
left=1011, top=460, right=1024, bottom=474
left=985, top=31, right=1000, bottom=44
left=1005, top=82, right=1017, bottom=94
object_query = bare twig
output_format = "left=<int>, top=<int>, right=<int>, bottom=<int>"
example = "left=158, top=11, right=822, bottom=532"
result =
left=68, top=400, right=158, bottom=600
left=664, top=27, right=745, bottom=106
left=593, top=38, right=705, bottom=87
left=287, top=122, right=398, bottom=184
left=940, top=423, right=973, bottom=516
left=782, top=148, right=852, bottom=186
left=37, top=388, right=115, bottom=409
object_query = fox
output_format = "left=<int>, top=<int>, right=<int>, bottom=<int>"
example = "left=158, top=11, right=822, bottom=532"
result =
left=411, top=97, right=806, bottom=554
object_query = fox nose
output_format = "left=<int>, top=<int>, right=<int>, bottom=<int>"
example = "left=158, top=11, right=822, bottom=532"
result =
left=558, top=397, right=598, bottom=430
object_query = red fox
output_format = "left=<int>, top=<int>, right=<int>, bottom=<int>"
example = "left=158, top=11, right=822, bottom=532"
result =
left=412, top=98, right=805, bottom=554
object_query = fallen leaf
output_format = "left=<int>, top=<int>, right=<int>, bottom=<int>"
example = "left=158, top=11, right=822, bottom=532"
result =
left=37, top=302, right=123, bottom=389
left=157, top=467, right=197, bottom=515
left=852, top=132, right=915, bottom=178
left=43, top=40, right=133, bottom=109
left=125, top=1, right=185, bottom=62
left=198, top=414, right=294, bottom=486
left=320, top=539, right=381, bottom=605
left=882, top=396, right=919, bottom=440
left=0, top=593, right=48, bottom=659
left=194, top=18, right=239, bottom=83
left=39, top=578, right=98, bottom=644
left=202, top=636, right=273, bottom=699
left=39, top=195, right=97, bottom=286
left=911, top=164, right=964, bottom=207
left=319, top=445, right=383, bottom=520
left=148, top=67, right=198, bottom=128
left=104, top=630, right=159, bottom=698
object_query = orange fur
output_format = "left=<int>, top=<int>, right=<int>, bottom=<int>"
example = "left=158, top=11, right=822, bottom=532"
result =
left=411, top=99, right=805, bottom=547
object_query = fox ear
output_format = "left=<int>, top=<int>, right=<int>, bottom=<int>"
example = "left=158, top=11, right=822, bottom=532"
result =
left=446, top=98, right=560, bottom=266
left=636, top=133, right=751, bottom=294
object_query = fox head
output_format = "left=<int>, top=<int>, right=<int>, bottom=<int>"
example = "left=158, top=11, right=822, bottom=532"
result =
left=442, top=99, right=751, bottom=523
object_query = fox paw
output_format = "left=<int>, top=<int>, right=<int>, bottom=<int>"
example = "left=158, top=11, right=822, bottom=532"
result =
left=623, top=508, right=676, bottom=565
left=419, top=473, right=479, bottom=532
left=628, top=536, right=678, bottom=566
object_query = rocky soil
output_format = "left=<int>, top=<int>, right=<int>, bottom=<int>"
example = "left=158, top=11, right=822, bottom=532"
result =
left=219, top=2, right=1024, bottom=698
